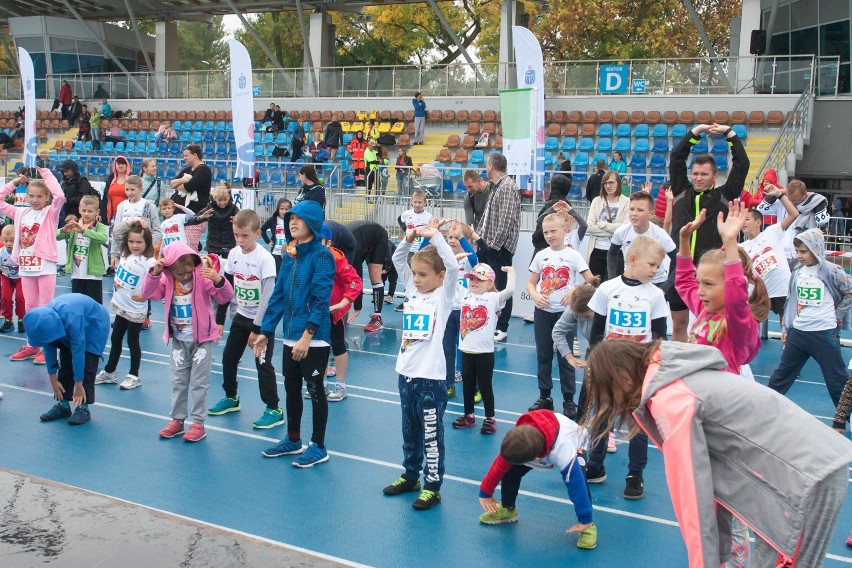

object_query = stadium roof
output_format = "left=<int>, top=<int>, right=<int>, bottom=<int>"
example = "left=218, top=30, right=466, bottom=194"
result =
left=0, top=0, right=411, bottom=21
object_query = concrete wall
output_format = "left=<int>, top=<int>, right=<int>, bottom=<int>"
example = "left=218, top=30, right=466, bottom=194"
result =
left=797, top=99, right=852, bottom=178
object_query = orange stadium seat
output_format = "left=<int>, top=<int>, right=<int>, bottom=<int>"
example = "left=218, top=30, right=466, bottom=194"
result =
left=696, top=111, right=712, bottom=124
left=629, top=111, right=645, bottom=123
left=614, top=111, right=629, bottom=124
left=766, top=111, right=784, bottom=126
left=546, top=123, right=561, bottom=137
left=563, top=123, right=578, bottom=137
left=580, top=123, right=595, bottom=136
left=662, top=111, right=678, bottom=124
left=493, top=135, right=503, bottom=149
left=465, top=122, right=481, bottom=135
left=429, top=110, right=442, bottom=121
left=462, top=135, right=476, bottom=149
left=457, top=110, right=469, bottom=122
left=443, top=110, right=456, bottom=122
left=553, top=110, right=568, bottom=123
left=435, top=148, right=452, bottom=162
left=747, top=111, right=765, bottom=125
left=713, top=111, right=730, bottom=124
left=453, top=148, right=469, bottom=163
left=679, top=111, right=694, bottom=124
left=470, top=110, right=482, bottom=122
left=583, top=110, right=597, bottom=123
left=646, top=111, right=661, bottom=124
left=731, top=111, right=746, bottom=124
left=446, top=135, right=460, bottom=148
left=598, top=110, right=613, bottom=123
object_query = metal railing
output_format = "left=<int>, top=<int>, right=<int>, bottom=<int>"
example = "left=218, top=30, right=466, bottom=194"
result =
left=0, top=55, right=840, bottom=101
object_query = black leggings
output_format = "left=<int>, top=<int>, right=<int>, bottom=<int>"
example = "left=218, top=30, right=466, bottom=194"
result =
left=588, top=247, right=610, bottom=280
left=283, top=344, right=330, bottom=447
left=105, top=314, right=142, bottom=376
left=461, top=352, right=495, bottom=417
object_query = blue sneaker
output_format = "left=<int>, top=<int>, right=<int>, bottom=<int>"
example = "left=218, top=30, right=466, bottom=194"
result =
left=40, top=401, right=72, bottom=422
left=68, top=404, right=91, bottom=425
left=252, top=408, right=284, bottom=429
left=261, top=437, right=304, bottom=458
left=292, top=442, right=329, bottom=468
left=208, top=396, right=240, bottom=415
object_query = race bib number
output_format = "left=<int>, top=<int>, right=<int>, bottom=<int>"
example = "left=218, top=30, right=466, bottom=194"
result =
left=18, top=252, right=42, bottom=272
left=752, top=247, right=779, bottom=276
left=234, top=275, right=261, bottom=307
left=73, top=235, right=90, bottom=264
left=606, top=298, right=650, bottom=339
left=162, top=235, right=180, bottom=247
left=115, top=263, right=143, bottom=289
left=170, top=294, right=193, bottom=327
left=457, top=277, right=468, bottom=289
left=796, top=277, right=824, bottom=306
left=402, top=302, right=436, bottom=340
left=274, top=228, right=286, bottom=248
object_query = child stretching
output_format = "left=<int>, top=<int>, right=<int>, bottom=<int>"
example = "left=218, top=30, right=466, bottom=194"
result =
left=394, top=189, right=434, bottom=310
left=452, top=263, right=515, bottom=434
left=255, top=200, right=335, bottom=467
left=585, top=236, right=670, bottom=499
left=0, top=224, right=25, bottom=332
left=57, top=195, right=108, bottom=303
left=110, top=175, right=162, bottom=271
left=444, top=221, right=478, bottom=399
left=198, top=183, right=239, bottom=258
left=159, top=198, right=201, bottom=252
left=142, top=242, right=234, bottom=442
left=260, top=198, right=292, bottom=272
left=528, top=212, right=596, bottom=418
left=478, top=410, right=597, bottom=550
left=97, top=223, right=155, bottom=390
left=382, top=222, right=458, bottom=510
left=0, top=167, right=66, bottom=365
left=209, top=210, right=281, bottom=428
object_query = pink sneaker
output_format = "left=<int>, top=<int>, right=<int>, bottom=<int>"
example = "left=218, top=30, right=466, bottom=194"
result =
left=183, top=423, right=206, bottom=442
left=33, top=350, right=45, bottom=365
left=607, top=432, right=617, bottom=453
left=364, top=314, right=383, bottom=332
left=10, top=345, right=39, bottom=361
left=158, top=419, right=185, bottom=439
left=847, top=531, right=852, bottom=547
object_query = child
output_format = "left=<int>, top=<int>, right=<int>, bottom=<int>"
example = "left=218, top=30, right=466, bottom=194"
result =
left=0, top=224, right=25, bottom=332
left=394, top=189, right=434, bottom=311
left=159, top=198, right=201, bottom=253
left=381, top=237, right=398, bottom=307
left=57, top=195, right=108, bottom=303
left=527, top=212, right=596, bottom=418
left=260, top=198, right=291, bottom=272
left=607, top=191, right=677, bottom=291
left=142, top=242, right=234, bottom=442
left=110, top=175, right=162, bottom=270
left=255, top=200, right=335, bottom=467
left=584, top=340, right=852, bottom=568
left=453, top=263, right=515, bottom=434
left=444, top=221, right=479, bottom=399
left=96, top=223, right=155, bottom=390
left=209, top=210, right=281, bottom=428
left=198, top=183, right=239, bottom=258
left=25, top=293, right=110, bottom=425
left=768, top=227, right=852, bottom=410
left=382, top=223, right=458, bottom=510
left=478, top=410, right=597, bottom=550
left=585, top=236, right=670, bottom=499
left=0, top=167, right=66, bottom=365
left=552, top=283, right=597, bottom=372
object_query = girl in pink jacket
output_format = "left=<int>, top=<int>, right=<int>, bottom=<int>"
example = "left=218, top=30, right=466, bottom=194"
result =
left=0, top=167, right=66, bottom=365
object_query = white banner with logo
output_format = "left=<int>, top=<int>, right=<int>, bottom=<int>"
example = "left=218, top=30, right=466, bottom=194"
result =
left=512, top=27, right=545, bottom=194
left=18, top=48, right=37, bottom=168
left=228, top=39, right=255, bottom=209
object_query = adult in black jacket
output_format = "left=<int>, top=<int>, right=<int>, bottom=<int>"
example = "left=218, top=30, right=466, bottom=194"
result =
left=59, top=159, right=98, bottom=219
left=324, top=220, right=357, bottom=265
left=170, top=144, right=213, bottom=214
left=294, top=165, right=325, bottom=208
left=585, top=161, right=606, bottom=203
left=667, top=122, right=750, bottom=341
left=324, top=121, right=343, bottom=151
left=531, top=174, right=588, bottom=255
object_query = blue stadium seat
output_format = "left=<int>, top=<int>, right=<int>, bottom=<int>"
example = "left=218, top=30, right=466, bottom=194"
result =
left=633, top=139, right=650, bottom=153
left=732, top=124, right=747, bottom=139
left=193, top=121, right=204, bottom=131
left=255, top=144, right=264, bottom=156
left=614, top=138, right=631, bottom=152
left=715, top=155, right=729, bottom=170
left=578, top=137, right=594, bottom=151
left=650, top=169, right=667, bottom=184
left=73, top=141, right=83, bottom=151
left=615, top=124, right=631, bottom=137
left=180, top=131, right=191, bottom=142
left=83, top=141, right=92, bottom=151
left=191, top=132, right=203, bottom=143
left=711, top=139, right=729, bottom=154
left=262, top=132, right=274, bottom=144
left=592, top=152, right=608, bottom=165
left=633, top=124, right=649, bottom=137
left=670, top=124, right=688, bottom=138
left=469, top=149, right=485, bottom=165
left=274, top=132, right=288, bottom=144
left=215, top=131, right=226, bottom=142
left=169, top=142, right=181, bottom=154
left=203, top=131, right=214, bottom=142
left=573, top=152, right=590, bottom=167
left=596, top=138, right=612, bottom=151
left=442, top=179, right=454, bottom=194
left=652, top=138, right=670, bottom=153
left=628, top=153, right=647, bottom=168
left=227, top=132, right=235, bottom=143
left=286, top=172, right=297, bottom=185
left=226, top=122, right=234, bottom=132
left=181, top=121, right=193, bottom=131
left=690, top=139, right=708, bottom=153
left=631, top=168, right=647, bottom=182
left=265, top=146, right=275, bottom=157
left=560, top=137, right=576, bottom=151
left=165, top=166, right=178, bottom=178
left=215, top=169, right=228, bottom=182
left=447, top=164, right=463, bottom=177
left=544, top=153, right=553, bottom=166
left=215, top=121, right=227, bottom=131
left=269, top=172, right=283, bottom=185
left=95, top=165, right=107, bottom=178
left=205, top=121, right=215, bottom=131
left=215, top=143, right=228, bottom=155
left=203, top=142, right=215, bottom=155
left=597, top=124, right=613, bottom=137
left=124, top=142, right=136, bottom=153
left=544, top=136, right=559, bottom=150
left=172, top=120, right=182, bottom=130
left=335, top=147, right=345, bottom=159
left=649, top=153, right=667, bottom=169
left=126, top=130, right=137, bottom=141
left=342, top=133, right=353, bottom=145
left=102, top=141, right=115, bottom=152
left=652, top=124, right=669, bottom=138
left=573, top=172, right=588, bottom=182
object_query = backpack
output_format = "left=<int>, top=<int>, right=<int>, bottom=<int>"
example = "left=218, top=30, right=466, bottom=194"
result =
left=272, top=146, right=290, bottom=158
left=377, top=133, right=396, bottom=146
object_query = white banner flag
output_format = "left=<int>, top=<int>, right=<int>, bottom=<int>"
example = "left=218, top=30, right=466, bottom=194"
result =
left=18, top=48, right=37, bottom=168
left=512, top=27, right=545, bottom=194
left=228, top=39, right=255, bottom=209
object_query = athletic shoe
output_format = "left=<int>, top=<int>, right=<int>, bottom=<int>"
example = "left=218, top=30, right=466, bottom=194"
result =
left=528, top=397, right=554, bottom=412
left=326, top=365, right=337, bottom=378
left=292, top=442, right=329, bottom=468
left=158, top=419, right=185, bottom=438
left=383, top=476, right=421, bottom=496
left=576, top=523, right=598, bottom=550
left=17, top=319, right=24, bottom=333
left=253, top=407, right=284, bottom=429
left=327, top=384, right=347, bottom=402
left=563, top=401, right=578, bottom=420
left=208, top=396, right=240, bottom=415
left=384, top=296, right=394, bottom=304
left=585, top=464, right=607, bottom=484
left=412, top=489, right=441, bottom=510
left=40, top=401, right=72, bottom=422
left=183, top=423, right=206, bottom=442
left=95, top=370, right=118, bottom=385
left=474, top=390, right=482, bottom=404
left=394, top=302, right=405, bottom=312
left=624, top=475, right=644, bottom=500
left=447, top=386, right=456, bottom=398
left=846, top=531, right=852, bottom=547
left=262, top=437, right=304, bottom=458
left=10, top=345, right=39, bottom=361
left=607, top=432, right=617, bottom=453
left=304, top=385, right=332, bottom=399
left=452, top=414, right=476, bottom=429
left=479, top=504, right=518, bottom=525
left=119, top=374, right=142, bottom=390
left=0, top=319, right=13, bottom=333
left=68, top=405, right=91, bottom=425
left=33, top=351, right=45, bottom=365
left=364, top=314, right=383, bottom=332
left=493, top=330, right=508, bottom=342
left=141, top=318, right=150, bottom=330
left=480, top=417, right=497, bottom=435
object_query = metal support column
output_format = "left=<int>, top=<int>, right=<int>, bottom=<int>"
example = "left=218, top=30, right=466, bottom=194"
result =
left=295, top=0, right=317, bottom=96
left=425, top=0, right=486, bottom=86
left=681, top=0, right=734, bottom=92
left=122, top=0, right=158, bottom=97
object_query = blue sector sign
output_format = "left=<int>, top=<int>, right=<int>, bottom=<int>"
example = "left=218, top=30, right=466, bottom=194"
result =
left=600, top=65, right=629, bottom=94
left=252, top=86, right=261, bottom=96
left=632, top=79, right=647, bottom=93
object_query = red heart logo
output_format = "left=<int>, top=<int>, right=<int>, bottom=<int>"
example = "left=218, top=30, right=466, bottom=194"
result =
left=540, top=265, right=570, bottom=296
left=461, top=305, right=488, bottom=338
left=20, top=223, right=40, bottom=249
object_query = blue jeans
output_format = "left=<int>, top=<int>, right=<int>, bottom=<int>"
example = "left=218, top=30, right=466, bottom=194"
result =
left=398, top=375, right=448, bottom=491
left=767, top=326, right=848, bottom=407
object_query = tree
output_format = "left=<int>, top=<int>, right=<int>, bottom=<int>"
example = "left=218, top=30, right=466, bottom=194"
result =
left=118, top=18, right=228, bottom=70
left=233, top=12, right=305, bottom=68
left=0, top=29, right=17, bottom=75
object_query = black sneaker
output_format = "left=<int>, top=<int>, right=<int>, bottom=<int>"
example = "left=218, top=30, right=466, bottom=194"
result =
left=585, top=464, right=607, bottom=484
left=528, top=397, right=554, bottom=412
left=0, top=320, right=13, bottom=333
left=68, top=405, right=91, bottom=425
left=624, top=474, right=644, bottom=500
left=563, top=401, right=578, bottom=420
left=412, top=489, right=441, bottom=510
left=17, top=319, right=24, bottom=333
left=394, top=302, right=405, bottom=312
left=383, top=476, right=421, bottom=496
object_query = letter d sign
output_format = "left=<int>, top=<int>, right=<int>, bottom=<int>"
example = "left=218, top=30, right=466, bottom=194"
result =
left=600, top=65, right=629, bottom=94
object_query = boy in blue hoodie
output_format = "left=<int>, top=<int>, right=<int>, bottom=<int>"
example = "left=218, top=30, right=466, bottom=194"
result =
left=254, top=200, right=335, bottom=468
left=24, top=293, right=110, bottom=425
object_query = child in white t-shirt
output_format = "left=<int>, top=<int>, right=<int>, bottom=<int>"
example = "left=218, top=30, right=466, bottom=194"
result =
left=452, top=263, right=515, bottom=434
left=397, top=189, right=434, bottom=252
left=444, top=220, right=478, bottom=398
left=158, top=197, right=200, bottom=254
left=110, top=175, right=162, bottom=267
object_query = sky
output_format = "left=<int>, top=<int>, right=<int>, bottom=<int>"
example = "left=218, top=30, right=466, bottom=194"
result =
left=222, top=14, right=246, bottom=38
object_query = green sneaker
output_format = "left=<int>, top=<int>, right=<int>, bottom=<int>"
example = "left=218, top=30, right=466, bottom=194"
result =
left=208, top=396, right=240, bottom=415
left=474, top=390, right=482, bottom=404
left=252, top=407, right=284, bottom=429
left=412, top=489, right=441, bottom=510
left=383, top=476, right=421, bottom=496
left=576, top=523, right=597, bottom=550
left=479, top=504, right=519, bottom=525
left=447, top=386, right=456, bottom=398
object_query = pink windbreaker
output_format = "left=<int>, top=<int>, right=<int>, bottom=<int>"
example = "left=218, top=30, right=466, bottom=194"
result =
left=0, top=170, right=65, bottom=264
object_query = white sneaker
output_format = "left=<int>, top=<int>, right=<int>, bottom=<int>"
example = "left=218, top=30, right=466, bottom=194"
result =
left=119, top=374, right=142, bottom=390
left=607, top=432, right=617, bottom=453
left=95, top=370, right=118, bottom=384
left=494, top=330, right=508, bottom=342
left=327, top=384, right=348, bottom=402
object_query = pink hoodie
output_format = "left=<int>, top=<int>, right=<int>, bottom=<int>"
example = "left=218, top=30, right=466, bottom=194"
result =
left=141, top=242, right=233, bottom=344
left=0, top=169, right=65, bottom=264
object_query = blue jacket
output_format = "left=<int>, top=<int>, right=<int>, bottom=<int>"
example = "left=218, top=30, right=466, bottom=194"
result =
left=260, top=200, right=335, bottom=342
left=24, top=293, right=110, bottom=380
left=412, top=97, right=426, bottom=117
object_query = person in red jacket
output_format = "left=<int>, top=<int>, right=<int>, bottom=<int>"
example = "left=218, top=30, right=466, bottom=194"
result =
left=348, top=131, right=368, bottom=186
left=58, top=80, right=73, bottom=123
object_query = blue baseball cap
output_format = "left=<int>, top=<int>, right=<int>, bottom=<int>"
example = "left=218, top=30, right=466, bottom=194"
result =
left=320, top=223, right=332, bottom=241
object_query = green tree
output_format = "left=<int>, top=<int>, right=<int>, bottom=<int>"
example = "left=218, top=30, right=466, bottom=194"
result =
left=0, top=29, right=16, bottom=75
left=177, top=17, right=229, bottom=69
left=233, top=12, right=305, bottom=68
